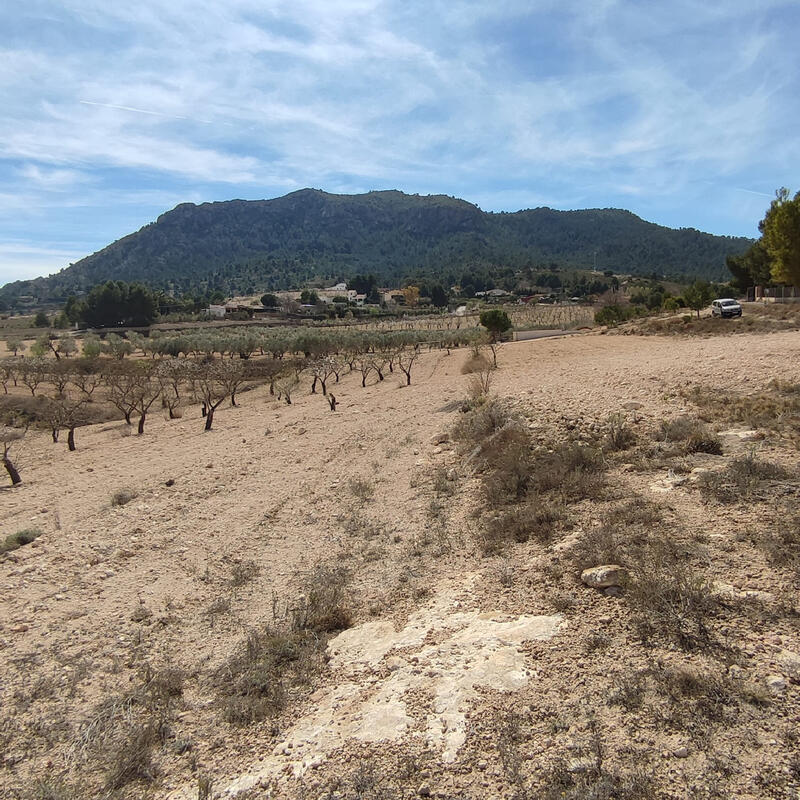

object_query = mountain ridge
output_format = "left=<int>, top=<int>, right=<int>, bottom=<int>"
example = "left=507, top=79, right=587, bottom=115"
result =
left=0, top=189, right=751, bottom=304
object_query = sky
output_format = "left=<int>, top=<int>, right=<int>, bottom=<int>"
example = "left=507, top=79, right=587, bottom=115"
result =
left=1, top=0, right=798, bottom=286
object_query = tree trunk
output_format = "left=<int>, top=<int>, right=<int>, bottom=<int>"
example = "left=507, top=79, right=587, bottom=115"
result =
left=231, top=391, right=237, bottom=407
left=138, top=413, right=146, bottom=435
left=124, top=411, right=131, bottom=424
left=321, top=378, right=327, bottom=395
left=362, top=374, right=367, bottom=387
left=67, top=428, right=76, bottom=451
left=3, top=456, right=21, bottom=485
left=205, top=408, right=214, bottom=431
left=311, top=375, right=317, bottom=394
left=201, top=403, right=207, bottom=417
left=328, top=394, right=337, bottom=411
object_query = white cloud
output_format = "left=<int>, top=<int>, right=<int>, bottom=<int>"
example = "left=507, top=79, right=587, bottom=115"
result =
left=2, top=0, right=797, bottom=282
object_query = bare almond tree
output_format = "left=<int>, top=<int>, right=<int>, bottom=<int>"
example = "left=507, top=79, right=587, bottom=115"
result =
left=1, top=427, right=24, bottom=485
left=188, top=361, right=231, bottom=431
left=396, top=348, right=419, bottom=386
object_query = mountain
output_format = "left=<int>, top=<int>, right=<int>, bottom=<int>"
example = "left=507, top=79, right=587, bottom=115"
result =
left=0, top=189, right=752, bottom=305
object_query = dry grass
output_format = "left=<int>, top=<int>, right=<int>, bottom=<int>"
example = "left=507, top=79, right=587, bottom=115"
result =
left=657, top=416, right=723, bottom=454
left=685, top=381, right=800, bottom=437
left=214, top=564, right=352, bottom=726
left=752, top=508, right=800, bottom=577
left=697, top=454, right=792, bottom=504
left=480, top=501, right=568, bottom=555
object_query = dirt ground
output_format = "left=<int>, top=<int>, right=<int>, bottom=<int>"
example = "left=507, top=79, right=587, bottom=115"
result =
left=1, top=329, right=799, bottom=799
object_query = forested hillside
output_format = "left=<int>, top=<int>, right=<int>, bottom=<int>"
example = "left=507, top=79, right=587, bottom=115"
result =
left=0, top=189, right=751, bottom=305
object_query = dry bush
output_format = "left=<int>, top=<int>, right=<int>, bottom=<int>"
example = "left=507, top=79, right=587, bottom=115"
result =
left=104, top=720, right=161, bottom=790
left=228, top=558, right=260, bottom=588
left=532, top=441, right=606, bottom=501
left=753, top=508, right=800, bottom=576
left=214, top=629, right=316, bottom=725
left=626, top=540, right=717, bottom=650
left=0, top=527, right=42, bottom=554
left=110, top=488, right=138, bottom=507
left=349, top=478, right=375, bottom=504
left=685, top=381, right=800, bottom=435
left=461, top=347, right=492, bottom=374
left=657, top=415, right=723, bottom=454
left=698, top=454, right=791, bottom=504
left=569, top=500, right=662, bottom=571
left=648, top=662, right=769, bottom=735
left=480, top=501, right=567, bottom=555
left=214, top=565, right=352, bottom=726
left=603, top=413, right=637, bottom=452
left=290, top=565, right=353, bottom=633
left=452, top=397, right=511, bottom=445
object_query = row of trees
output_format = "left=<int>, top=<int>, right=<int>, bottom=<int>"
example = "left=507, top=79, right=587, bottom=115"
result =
left=0, top=323, right=496, bottom=474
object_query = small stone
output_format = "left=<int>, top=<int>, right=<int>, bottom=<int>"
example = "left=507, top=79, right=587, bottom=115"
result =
left=728, top=665, right=745, bottom=680
left=418, top=784, right=431, bottom=797
left=766, top=674, right=787, bottom=692
left=622, top=401, right=644, bottom=410
left=165, top=479, right=175, bottom=487
left=673, top=746, right=689, bottom=758
left=777, top=650, right=800, bottom=681
left=581, top=565, right=625, bottom=589
left=446, top=469, right=458, bottom=481
left=431, top=433, right=449, bottom=445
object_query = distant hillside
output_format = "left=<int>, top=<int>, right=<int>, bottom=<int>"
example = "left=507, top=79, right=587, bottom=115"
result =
left=0, top=189, right=752, bottom=304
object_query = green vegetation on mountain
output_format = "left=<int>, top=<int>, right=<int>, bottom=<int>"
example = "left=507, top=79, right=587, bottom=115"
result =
left=0, top=189, right=752, bottom=307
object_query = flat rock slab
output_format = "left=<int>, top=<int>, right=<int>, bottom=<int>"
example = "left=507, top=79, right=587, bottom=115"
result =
left=175, top=580, right=564, bottom=799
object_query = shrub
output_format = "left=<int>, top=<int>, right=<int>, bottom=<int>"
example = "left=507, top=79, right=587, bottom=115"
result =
left=698, top=454, right=790, bottom=504
left=480, top=501, right=567, bottom=555
left=657, top=415, right=722, bottom=455
left=604, top=413, right=637, bottom=452
left=626, top=540, right=717, bottom=649
left=111, top=488, right=138, bottom=507
left=215, top=629, right=311, bottom=725
left=0, top=527, right=42, bottom=553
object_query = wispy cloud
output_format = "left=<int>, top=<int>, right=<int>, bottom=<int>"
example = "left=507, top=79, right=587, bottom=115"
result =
left=1, top=0, right=797, bottom=282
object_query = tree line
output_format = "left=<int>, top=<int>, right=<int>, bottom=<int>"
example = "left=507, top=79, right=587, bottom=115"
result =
left=727, top=188, right=800, bottom=290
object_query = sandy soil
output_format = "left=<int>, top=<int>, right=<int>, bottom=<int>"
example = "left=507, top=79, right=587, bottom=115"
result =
left=1, top=329, right=799, bottom=799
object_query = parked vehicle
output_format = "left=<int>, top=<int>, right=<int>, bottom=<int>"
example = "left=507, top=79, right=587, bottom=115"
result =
left=711, top=298, right=742, bottom=318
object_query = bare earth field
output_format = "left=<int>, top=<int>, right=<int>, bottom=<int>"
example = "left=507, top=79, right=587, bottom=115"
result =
left=2, top=330, right=800, bottom=800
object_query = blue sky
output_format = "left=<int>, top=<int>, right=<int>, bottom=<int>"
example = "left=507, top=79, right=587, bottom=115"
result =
left=1, top=0, right=798, bottom=285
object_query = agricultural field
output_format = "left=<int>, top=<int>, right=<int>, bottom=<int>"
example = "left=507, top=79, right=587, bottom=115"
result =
left=1, top=324, right=799, bottom=800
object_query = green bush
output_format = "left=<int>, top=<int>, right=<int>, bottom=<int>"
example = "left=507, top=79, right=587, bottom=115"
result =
left=0, top=528, right=43, bottom=553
